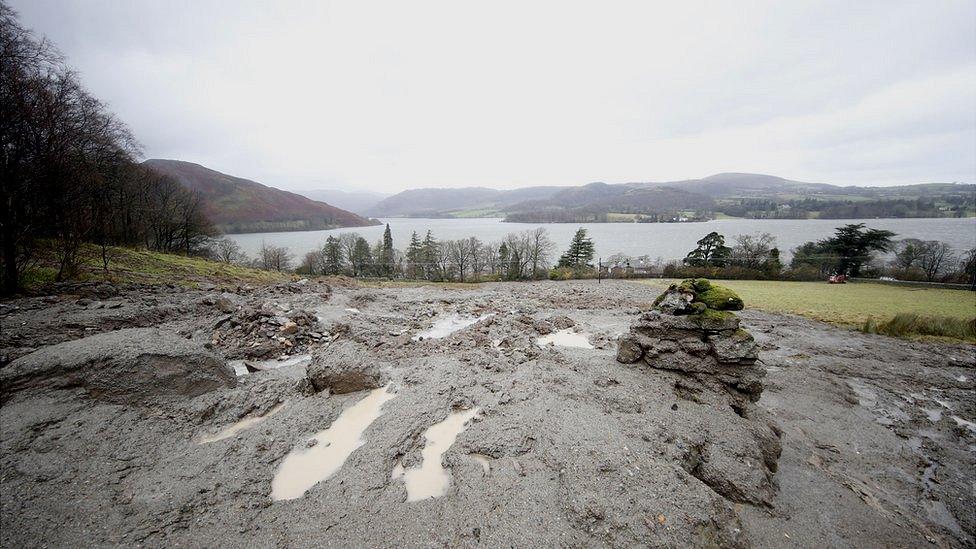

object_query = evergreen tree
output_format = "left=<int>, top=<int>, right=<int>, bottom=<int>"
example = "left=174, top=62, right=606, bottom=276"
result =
left=381, top=224, right=395, bottom=277
left=322, top=236, right=343, bottom=275
left=405, top=231, right=423, bottom=279
left=684, top=232, right=732, bottom=267
left=558, top=228, right=595, bottom=268
left=421, top=230, right=437, bottom=280
left=351, top=237, right=372, bottom=276
left=498, top=242, right=510, bottom=279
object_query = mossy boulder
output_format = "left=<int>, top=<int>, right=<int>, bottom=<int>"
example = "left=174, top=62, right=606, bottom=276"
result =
left=656, top=279, right=744, bottom=312
left=696, top=284, right=744, bottom=311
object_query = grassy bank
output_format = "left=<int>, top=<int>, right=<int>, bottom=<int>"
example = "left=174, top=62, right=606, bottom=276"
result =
left=634, top=278, right=976, bottom=342
left=22, top=243, right=288, bottom=290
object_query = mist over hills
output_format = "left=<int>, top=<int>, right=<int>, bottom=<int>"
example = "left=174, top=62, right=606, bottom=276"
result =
left=295, top=189, right=390, bottom=216
left=366, top=173, right=975, bottom=222
left=143, top=160, right=377, bottom=233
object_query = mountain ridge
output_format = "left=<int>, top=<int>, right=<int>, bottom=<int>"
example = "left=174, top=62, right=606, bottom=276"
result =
left=142, top=159, right=378, bottom=233
left=366, top=173, right=975, bottom=221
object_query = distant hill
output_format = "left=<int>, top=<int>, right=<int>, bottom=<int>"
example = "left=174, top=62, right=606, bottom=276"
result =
left=143, top=159, right=377, bottom=233
left=367, top=172, right=975, bottom=222
left=366, top=185, right=569, bottom=217
left=295, top=189, right=389, bottom=216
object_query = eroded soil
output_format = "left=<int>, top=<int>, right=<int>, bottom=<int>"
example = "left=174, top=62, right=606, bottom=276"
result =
left=1, top=279, right=973, bottom=547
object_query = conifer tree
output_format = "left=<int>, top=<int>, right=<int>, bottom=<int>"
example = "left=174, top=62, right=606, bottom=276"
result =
left=421, top=230, right=437, bottom=280
left=322, top=236, right=343, bottom=275
left=405, top=231, right=423, bottom=279
left=558, top=228, right=595, bottom=268
left=381, top=224, right=395, bottom=277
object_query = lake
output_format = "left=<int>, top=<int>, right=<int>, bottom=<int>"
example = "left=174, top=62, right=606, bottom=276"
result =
left=227, top=217, right=976, bottom=263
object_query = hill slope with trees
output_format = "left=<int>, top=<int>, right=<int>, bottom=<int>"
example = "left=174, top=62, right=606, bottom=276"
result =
left=143, top=160, right=377, bottom=234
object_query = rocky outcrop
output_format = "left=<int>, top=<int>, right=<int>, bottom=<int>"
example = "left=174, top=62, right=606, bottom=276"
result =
left=618, top=279, right=781, bottom=505
left=0, top=328, right=236, bottom=405
left=618, top=279, right=762, bottom=404
left=307, top=340, right=384, bottom=394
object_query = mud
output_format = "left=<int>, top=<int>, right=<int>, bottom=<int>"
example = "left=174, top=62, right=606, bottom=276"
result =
left=1, top=279, right=973, bottom=547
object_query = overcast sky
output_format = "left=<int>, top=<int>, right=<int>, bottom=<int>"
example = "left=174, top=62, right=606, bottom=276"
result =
left=10, top=0, right=976, bottom=192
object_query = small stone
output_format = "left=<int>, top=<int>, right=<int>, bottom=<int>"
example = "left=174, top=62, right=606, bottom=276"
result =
left=214, top=296, right=236, bottom=314
left=616, top=334, right=644, bottom=364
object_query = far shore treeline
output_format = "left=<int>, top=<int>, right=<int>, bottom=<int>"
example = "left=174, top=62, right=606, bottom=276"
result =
left=212, top=222, right=975, bottom=287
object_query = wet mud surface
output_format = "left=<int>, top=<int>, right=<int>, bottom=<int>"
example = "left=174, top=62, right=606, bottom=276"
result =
left=1, top=279, right=973, bottom=547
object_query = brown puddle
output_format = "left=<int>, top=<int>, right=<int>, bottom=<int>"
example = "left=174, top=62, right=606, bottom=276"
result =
left=399, top=408, right=480, bottom=502
left=271, top=385, right=395, bottom=501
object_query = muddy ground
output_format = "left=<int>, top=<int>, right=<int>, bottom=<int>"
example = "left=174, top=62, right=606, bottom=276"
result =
left=0, top=279, right=973, bottom=548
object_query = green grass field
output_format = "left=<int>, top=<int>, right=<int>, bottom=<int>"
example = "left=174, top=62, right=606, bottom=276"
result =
left=634, top=278, right=976, bottom=327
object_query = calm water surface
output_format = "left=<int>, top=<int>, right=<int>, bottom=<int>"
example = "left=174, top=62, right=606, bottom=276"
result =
left=228, top=217, right=976, bottom=262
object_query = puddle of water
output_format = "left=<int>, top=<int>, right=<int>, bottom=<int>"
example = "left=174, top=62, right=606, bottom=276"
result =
left=391, top=462, right=405, bottom=480
left=535, top=328, right=594, bottom=349
left=228, top=354, right=312, bottom=376
left=271, top=385, right=396, bottom=501
left=412, top=314, right=493, bottom=341
left=198, top=402, right=287, bottom=444
left=401, top=408, right=479, bottom=502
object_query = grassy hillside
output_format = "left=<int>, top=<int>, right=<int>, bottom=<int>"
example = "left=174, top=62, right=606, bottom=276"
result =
left=23, top=244, right=288, bottom=289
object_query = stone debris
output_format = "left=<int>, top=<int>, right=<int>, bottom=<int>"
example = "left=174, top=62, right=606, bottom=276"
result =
left=307, top=340, right=385, bottom=394
left=209, top=301, right=324, bottom=360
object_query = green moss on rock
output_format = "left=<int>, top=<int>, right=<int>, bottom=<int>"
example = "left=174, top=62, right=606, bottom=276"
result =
left=657, top=279, right=744, bottom=312
left=696, top=285, right=744, bottom=311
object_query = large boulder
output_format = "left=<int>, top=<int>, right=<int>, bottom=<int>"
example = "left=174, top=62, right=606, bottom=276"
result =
left=307, top=340, right=384, bottom=394
left=0, top=328, right=236, bottom=405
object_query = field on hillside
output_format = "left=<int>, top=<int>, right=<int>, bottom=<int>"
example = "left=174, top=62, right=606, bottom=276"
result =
left=634, top=278, right=976, bottom=326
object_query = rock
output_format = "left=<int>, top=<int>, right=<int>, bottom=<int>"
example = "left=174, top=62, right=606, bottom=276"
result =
left=307, top=340, right=384, bottom=394
left=94, top=283, right=117, bottom=299
left=551, top=315, right=575, bottom=329
left=652, top=286, right=695, bottom=314
left=616, top=334, right=643, bottom=364
left=0, top=328, right=236, bottom=405
left=533, top=320, right=553, bottom=335
left=279, top=321, right=299, bottom=335
left=709, top=329, right=758, bottom=364
left=214, top=296, right=236, bottom=314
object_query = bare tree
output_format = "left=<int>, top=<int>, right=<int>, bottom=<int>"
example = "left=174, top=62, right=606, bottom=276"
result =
left=447, top=239, right=474, bottom=281
left=527, top=227, right=555, bottom=279
left=731, top=233, right=777, bottom=270
left=212, top=237, right=247, bottom=264
left=917, top=241, right=955, bottom=282
left=258, top=243, right=292, bottom=272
